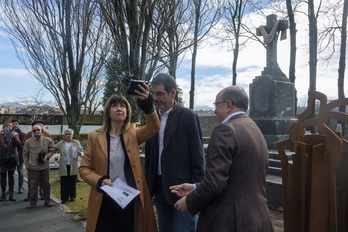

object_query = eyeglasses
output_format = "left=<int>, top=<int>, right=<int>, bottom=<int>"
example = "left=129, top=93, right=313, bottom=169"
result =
left=32, top=129, right=41, bottom=132
left=150, top=91, right=166, bottom=97
left=213, top=100, right=227, bottom=108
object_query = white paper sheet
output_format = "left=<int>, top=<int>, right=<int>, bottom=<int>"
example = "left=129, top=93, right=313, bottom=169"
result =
left=73, top=146, right=83, bottom=158
left=100, top=177, right=140, bottom=209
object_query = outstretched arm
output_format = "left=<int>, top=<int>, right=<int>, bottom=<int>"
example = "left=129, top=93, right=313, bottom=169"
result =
left=169, top=183, right=195, bottom=197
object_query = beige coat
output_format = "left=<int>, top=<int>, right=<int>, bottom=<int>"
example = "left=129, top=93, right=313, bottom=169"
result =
left=79, top=111, right=160, bottom=232
left=23, top=136, right=55, bottom=170
left=54, top=139, right=82, bottom=176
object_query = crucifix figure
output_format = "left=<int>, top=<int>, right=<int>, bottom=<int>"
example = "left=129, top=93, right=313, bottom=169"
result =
left=256, top=14, right=288, bottom=80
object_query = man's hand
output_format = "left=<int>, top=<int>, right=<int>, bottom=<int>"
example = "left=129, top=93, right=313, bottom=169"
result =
left=169, top=183, right=194, bottom=197
left=42, top=155, right=49, bottom=162
left=174, top=196, right=189, bottom=213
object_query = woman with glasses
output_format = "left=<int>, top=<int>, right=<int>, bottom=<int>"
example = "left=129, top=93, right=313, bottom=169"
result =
left=79, top=83, right=160, bottom=232
left=54, top=129, right=82, bottom=204
left=0, top=122, right=20, bottom=202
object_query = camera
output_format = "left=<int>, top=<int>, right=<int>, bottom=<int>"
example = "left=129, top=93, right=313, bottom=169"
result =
left=38, top=152, right=46, bottom=163
left=120, top=72, right=148, bottom=96
left=127, top=79, right=148, bottom=95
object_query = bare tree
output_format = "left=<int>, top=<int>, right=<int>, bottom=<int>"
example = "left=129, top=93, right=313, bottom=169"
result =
left=18, top=88, right=60, bottom=124
left=0, top=0, right=112, bottom=135
left=98, top=0, right=159, bottom=80
left=189, top=0, right=221, bottom=109
left=221, top=0, right=252, bottom=85
left=318, top=0, right=346, bottom=103
left=285, top=0, right=298, bottom=83
left=307, top=0, right=323, bottom=94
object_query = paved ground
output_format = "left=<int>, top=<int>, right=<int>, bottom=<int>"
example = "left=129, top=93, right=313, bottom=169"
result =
left=0, top=172, right=284, bottom=232
left=0, top=174, right=85, bottom=232
left=269, top=203, right=284, bottom=231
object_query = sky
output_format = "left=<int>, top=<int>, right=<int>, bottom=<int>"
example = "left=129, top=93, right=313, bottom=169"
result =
left=0, top=1, right=346, bottom=110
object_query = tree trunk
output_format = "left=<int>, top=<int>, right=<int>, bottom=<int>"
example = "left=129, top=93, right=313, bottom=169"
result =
left=286, top=0, right=297, bottom=83
left=189, top=0, right=201, bottom=109
left=338, top=0, right=347, bottom=135
left=308, top=0, right=317, bottom=94
left=307, top=0, right=318, bottom=132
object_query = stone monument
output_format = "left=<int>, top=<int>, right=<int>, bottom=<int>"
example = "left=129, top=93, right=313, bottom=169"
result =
left=249, top=14, right=297, bottom=149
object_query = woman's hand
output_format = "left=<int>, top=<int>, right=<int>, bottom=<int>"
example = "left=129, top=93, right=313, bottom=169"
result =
left=133, top=83, right=149, bottom=101
left=101, top=179, right=114, bottom=187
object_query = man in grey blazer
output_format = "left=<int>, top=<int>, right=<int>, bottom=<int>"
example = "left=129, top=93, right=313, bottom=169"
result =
left=145, top=73, right=205, bottom=232
left=171, top=86, right=274, bottom=232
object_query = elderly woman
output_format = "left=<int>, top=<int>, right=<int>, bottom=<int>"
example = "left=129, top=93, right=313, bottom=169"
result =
left=54, top=129, right=82, bottom=204
left=79, top=84, right=160, bottom=232
left=0, top=122, right=20, bottom=202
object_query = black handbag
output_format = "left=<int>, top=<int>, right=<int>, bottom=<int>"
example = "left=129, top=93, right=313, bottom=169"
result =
left=1, top=146, right=17, bottom=167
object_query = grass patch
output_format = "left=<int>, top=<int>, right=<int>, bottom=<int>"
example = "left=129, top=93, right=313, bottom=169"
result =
left=25, top=168, right=90, bottom=219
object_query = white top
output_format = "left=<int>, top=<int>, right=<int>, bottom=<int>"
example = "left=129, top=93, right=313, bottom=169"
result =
left=157, top=107, right=173, bottom=175
left=65, top=142, right=72, bottom=165
left=109, top=134, right=126, bottom=183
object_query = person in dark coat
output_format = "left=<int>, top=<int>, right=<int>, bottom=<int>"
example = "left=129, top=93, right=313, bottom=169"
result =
left=11, top=119, right=26, bottom=194
left=0, top=122, right=21, bottom=202
left=145, top=73, right=205, bottom=232
left=171, top=86, right=274, bottom=232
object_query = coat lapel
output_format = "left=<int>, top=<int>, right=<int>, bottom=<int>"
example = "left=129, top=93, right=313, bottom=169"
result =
left=163, top=106, right=182, bottom=151
left=96, top=132, right=108, bottom=158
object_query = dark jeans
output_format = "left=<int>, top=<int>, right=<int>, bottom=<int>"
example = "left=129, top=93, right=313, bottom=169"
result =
left=60, top=165, right=77, bottom=201
left=17, top=162, right=24, bottom=190
left=0, top=170, right=14, bottom=194
left=155, top=176, right=195, bottom=232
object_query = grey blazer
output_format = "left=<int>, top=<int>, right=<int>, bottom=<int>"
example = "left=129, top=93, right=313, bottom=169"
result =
left=187, top=114, right=274, bottom=232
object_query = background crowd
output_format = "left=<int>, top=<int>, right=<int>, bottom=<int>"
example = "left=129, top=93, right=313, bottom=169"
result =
left=0, top=73, right=275, bottom=232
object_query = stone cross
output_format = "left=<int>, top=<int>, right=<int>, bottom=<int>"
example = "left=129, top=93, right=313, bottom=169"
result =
left=256, top=14, right=288, bottom=78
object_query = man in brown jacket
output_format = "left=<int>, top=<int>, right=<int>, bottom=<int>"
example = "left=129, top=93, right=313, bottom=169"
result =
left=23, top=124, right=54, bottom=209
left=23, top=121, right=51, bottom=201
left=171, top=86, right=274, bottom=232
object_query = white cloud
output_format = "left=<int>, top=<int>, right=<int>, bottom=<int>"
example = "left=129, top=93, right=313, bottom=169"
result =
left=0, top=0, right=346, bottom=110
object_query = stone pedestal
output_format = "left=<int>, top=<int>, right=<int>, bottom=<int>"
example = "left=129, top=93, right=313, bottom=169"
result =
left=249, top=75, right=297, bottom=149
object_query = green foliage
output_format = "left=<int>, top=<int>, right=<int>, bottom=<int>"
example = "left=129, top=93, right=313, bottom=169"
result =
left=103, top=53, right=144, bottom=123
left=51, top=133, right=88, bottom=149
left=176, top=86, right=185, bottom=106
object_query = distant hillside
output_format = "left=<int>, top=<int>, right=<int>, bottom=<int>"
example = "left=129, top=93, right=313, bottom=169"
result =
left=0, top=102, right=25, bottom=107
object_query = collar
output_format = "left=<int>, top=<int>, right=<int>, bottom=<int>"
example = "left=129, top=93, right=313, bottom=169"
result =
left=221, top=111, right=245, bottom=124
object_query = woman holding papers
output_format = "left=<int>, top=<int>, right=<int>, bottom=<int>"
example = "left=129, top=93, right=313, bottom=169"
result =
left=79, top=83, right=160, bottom=232
left=54, top=129, right=82, bottom=204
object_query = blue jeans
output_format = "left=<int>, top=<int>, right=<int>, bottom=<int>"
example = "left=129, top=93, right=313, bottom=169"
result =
left=155, top=177, right=195, bottom=232
left=17, top=162, right=24, bottom=190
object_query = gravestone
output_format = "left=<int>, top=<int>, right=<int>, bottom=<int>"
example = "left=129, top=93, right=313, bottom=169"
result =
left=249, top=14, right=297, bottom=149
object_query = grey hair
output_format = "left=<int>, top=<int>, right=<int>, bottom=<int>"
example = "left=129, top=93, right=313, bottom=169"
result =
left=65, top=129, right=74, bottom=134
left=221, top=86, right=249, bottom=112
